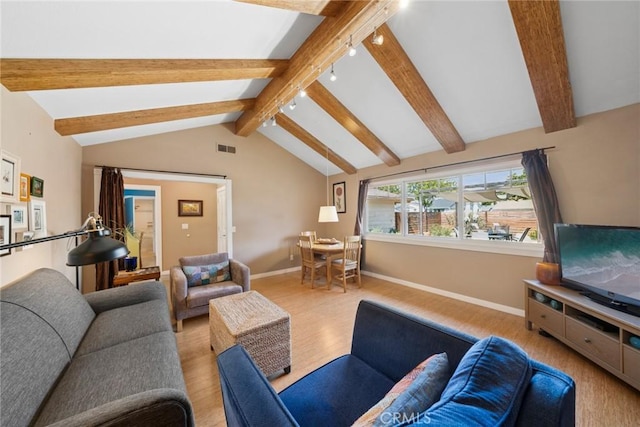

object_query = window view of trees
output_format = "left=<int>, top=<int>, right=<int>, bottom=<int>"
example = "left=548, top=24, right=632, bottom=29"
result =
left=366, top=166, right=540, bottom=244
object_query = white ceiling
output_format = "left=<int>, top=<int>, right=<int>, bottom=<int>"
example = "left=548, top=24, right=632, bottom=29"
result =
left=1, top=1, right=638, bottom=176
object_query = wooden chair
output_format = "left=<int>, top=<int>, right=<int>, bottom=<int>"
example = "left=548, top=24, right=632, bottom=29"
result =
left=299, top=235, right=325, bottom=288
left=330, top=235, right=362, bottom=293
left=300, top=230, right=325, bottom=260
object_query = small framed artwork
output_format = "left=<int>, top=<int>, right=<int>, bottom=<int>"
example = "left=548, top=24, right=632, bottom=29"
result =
left=30, top=176, right=44, bottom=198
left=1, top=150, right=20, bottom=203
left=20, top=173, right=31, bottom=202
left=15, top=230, right=34, bottom=251
left=29, top=200, right=47, bottom=238
left=178, top=200, right=203, bottom=217
left=333, top=182, right=346, bottom=214
left=0, top=215, right=11, bottom=256
left=9, top=203, right=28, bottom=230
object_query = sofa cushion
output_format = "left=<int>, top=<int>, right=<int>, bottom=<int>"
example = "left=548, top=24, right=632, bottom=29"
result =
left=186, top=282, right=243, bottom=308
left=421, top=336, right=532, bottom=426
left=0, top=268, right=95, bottom=356
left=75, top=299, right=173, bottom=356
left=352, top=352, right=449, bottom=426
left=182, top=262, right=231, bottom=287
left=34, top=331, right=187, bottom=426
left=0, top=302, right=72, bottom=427
left=279, top=355, right=395, bottom=427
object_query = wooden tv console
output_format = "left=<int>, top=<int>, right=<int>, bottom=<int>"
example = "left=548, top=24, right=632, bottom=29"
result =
left=524, top=280, right=640, bottom=391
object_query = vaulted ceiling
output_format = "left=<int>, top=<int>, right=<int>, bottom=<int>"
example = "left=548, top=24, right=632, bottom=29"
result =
left=1, top=1, right=638, bottom=176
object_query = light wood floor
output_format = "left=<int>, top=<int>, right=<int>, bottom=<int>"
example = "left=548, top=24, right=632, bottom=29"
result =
left=171, top=272, right=640, bottom=427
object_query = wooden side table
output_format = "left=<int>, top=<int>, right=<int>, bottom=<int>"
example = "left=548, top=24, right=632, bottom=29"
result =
left=113, top=266, right=161, bottom=286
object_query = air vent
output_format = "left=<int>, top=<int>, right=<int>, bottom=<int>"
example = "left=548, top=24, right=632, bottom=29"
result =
left=217, top=144, right=236, bottom=154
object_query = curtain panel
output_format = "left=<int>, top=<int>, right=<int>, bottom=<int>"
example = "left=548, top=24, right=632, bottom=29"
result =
left=521, top=149, right=563, bottom=263
left=96, top=167, right=125, bottom=290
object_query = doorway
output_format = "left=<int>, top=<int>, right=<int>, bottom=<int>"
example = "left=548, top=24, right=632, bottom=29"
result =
left=124, top=185, right=161, bottom=269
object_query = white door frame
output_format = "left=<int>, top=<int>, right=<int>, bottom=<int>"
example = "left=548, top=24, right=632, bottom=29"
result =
left=124, top=184, right=162, bottom=270
left=94, top=168, right=233, bottom=261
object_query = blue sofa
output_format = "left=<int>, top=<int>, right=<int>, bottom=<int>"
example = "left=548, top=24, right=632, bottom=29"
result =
left=217, top=300, right=575, bottom=426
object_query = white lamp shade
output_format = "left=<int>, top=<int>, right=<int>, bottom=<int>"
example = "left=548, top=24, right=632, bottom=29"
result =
left=318, top=205, right=339, bottom=223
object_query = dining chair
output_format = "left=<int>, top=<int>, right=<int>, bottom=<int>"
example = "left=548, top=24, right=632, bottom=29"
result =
left=300, top=230, right=325, bottom=260
left=330, top=235, right=362, bottom=293
left=299, top=235, right=326, bottom=289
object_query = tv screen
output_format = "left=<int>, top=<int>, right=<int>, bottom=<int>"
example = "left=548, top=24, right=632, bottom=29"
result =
left=555, top=224, right=640, bottom=314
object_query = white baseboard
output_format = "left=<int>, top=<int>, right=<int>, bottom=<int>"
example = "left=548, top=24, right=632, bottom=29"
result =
left=251, top=266, right=301, bottom=280
left=361, top=270, right=525, bottom=317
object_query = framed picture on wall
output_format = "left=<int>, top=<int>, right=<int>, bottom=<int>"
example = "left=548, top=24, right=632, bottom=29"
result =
left=29, top=200, right=47, bottom=238
left=1, top=150, right=20, bottom=203
left=30, top=176, right=44, bottom=198
left=333, top=182, right=346, bottom=214
left=0, top=215, right=11, bottom=256
left=9, top=203, right=28, bottom=230
left=178, top=200, right=203, bottom=217
left=20, top=173, right=31, bottom=202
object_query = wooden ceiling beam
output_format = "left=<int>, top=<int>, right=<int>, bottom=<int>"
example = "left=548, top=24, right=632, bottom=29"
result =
left=0, top=59, right=289, bottom=91
left=306, top=80, right=400, bottom=166
left=276, top=114, right=357, bottom=175
left=508, top=0, right=576, bottom=133
left=233, top=0, right=347, bottom=16
left=234, top=0, right=401, bottom=137
left=54, top=99, right=255, bottom=136
left=363, top=24, right=465, bottom=154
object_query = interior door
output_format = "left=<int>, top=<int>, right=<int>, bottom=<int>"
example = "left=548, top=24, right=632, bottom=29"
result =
left=217, top=185, right=227, bottom=253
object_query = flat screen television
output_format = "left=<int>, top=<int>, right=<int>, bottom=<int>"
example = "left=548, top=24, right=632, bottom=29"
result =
left=555, top=223, right=640, bottom=317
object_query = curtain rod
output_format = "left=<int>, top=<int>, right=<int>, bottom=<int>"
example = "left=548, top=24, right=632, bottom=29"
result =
left=97, top=165, right=226, bottom=179
left=367, top=146, right=556, bottom=182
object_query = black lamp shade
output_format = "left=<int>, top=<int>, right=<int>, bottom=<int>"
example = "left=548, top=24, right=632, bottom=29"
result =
left=67, top=230, right=129, bottom=266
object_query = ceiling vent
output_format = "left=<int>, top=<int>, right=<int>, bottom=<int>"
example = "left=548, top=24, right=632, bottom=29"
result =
left=217, top=144, right=236, bottom=154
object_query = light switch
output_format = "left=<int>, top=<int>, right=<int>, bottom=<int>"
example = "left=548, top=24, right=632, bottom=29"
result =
left=182, top=223, right=189, bottom=230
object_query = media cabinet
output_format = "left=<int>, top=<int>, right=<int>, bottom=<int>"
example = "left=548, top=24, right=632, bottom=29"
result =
left=524, top=280, right=640, bottom=391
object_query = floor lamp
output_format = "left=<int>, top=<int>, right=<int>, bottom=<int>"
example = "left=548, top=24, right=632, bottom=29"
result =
left=0, top=213, right=129, bottom=290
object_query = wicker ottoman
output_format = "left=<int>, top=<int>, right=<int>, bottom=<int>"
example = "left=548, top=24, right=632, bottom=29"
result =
left=209, top=291, right=291, bottom=376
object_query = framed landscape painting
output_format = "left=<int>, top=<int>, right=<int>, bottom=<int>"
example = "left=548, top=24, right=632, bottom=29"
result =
left=178, top=200, right=203, bottom=217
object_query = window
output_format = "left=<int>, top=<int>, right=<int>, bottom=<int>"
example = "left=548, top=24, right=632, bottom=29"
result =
left=365, top=160, right=542, bottom=255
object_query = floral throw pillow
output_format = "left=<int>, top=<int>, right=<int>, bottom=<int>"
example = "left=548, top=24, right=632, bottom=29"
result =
left=351, top=352, right=449, bottom=427
left=182, top=261, right=231, bottom=287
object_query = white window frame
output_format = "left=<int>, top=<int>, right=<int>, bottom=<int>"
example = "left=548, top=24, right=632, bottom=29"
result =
left=364, top=158, right=544, bottom=258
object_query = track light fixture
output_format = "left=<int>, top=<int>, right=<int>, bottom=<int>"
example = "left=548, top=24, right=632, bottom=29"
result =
left=271, top=116, right=277, bottom=126
left=289, top=98, right=297, bottom=110
left=278, top=102, right=285, bottom=114
left=299, top=86, right=307, bottom=98
left=348, top=35, right=357, bottom=57
left=330, top=63, right=337, bottom=82
left=372, top=27, right=384, bottom=45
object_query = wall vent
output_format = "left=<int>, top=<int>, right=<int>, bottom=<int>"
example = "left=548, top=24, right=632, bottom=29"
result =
left=217, top=144, right=236, bottom=154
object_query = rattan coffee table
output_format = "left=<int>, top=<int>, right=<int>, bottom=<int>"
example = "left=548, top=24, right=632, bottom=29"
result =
left=209, top=291, right=291, bottom=377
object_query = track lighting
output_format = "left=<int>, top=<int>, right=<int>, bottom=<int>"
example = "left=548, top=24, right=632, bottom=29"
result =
left=289, top=98, right=297, bottom=110
left=278, top=102, right=284, bottom=114
left=330, top=63, right=337, bottom=82
left=262, top=120, right=267, bottom=128
left=299, top=86, right=307, bottom=98
left=372, top=27, right=384, bottom=45
left=271, top=116, right=277, bottom=126
left=348, top=35, right=357, bottom=57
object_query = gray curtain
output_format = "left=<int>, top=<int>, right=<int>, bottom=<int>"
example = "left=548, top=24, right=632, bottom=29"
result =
left=354, top=179, right=370, bottom=236
left=96, top=167, right=125, bottom=290
left=521, top=150, right=563, bottom=263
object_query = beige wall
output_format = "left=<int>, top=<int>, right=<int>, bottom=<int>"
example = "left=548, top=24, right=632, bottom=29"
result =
left=323, top=104, right=640, bottom=311
left=124, top=177, right=219, bottom=269
left=82, top=123, right=328, bottom=280
left=1, top=87, right=83, bottom=286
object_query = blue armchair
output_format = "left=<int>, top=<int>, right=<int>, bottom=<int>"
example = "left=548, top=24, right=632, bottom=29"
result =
left=217, top=300, right=575, bottom=426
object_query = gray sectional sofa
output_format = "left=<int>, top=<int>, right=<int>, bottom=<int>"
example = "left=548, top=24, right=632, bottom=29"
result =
left=0, top=268, right=194, bottom=427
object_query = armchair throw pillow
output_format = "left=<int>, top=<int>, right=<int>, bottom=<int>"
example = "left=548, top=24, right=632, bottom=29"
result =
left=352, top=352, right=449, bottom=427
left=182, top=261, right=231, bottom=287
